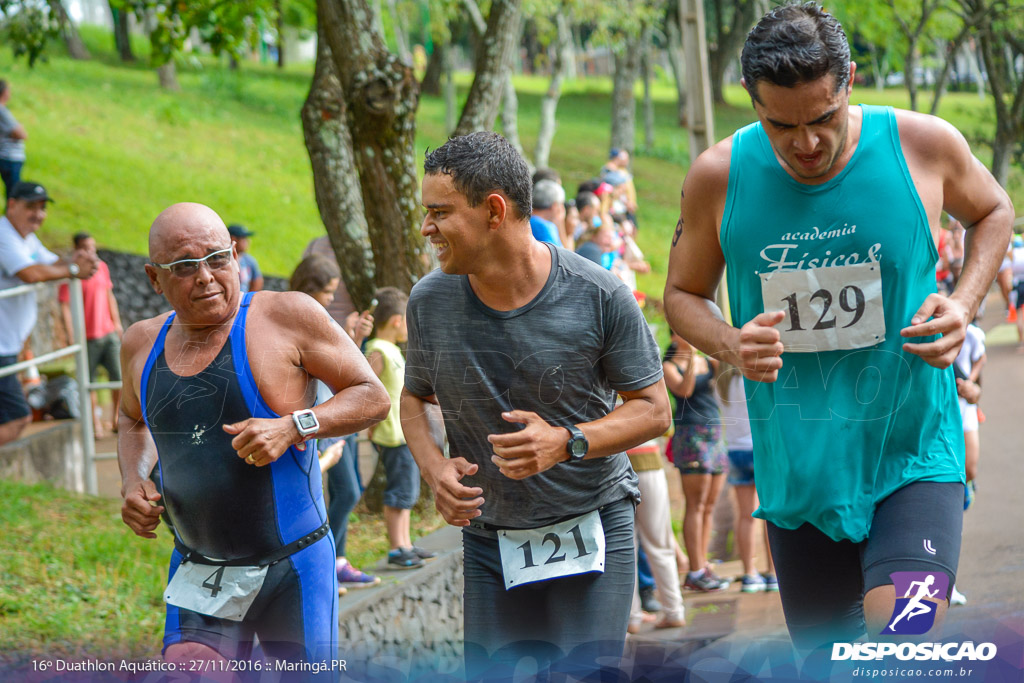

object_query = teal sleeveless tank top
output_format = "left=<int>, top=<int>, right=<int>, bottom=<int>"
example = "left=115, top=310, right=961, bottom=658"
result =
left=720, top=104, right=964, bottom=542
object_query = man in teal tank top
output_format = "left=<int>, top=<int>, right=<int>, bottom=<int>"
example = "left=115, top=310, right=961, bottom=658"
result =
left=664, top=3, right=1013, bottom=651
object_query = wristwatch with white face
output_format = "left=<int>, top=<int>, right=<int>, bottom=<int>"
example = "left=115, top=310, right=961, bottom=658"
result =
left=291, top=409, right=320, bottom=441
left=68, top=262, right=80, bottom=278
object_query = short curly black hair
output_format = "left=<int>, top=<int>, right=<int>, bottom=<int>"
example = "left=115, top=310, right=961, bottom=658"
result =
left=423, top=132, right=532, bottom=220
left=741, top=2, right=851, bottom=103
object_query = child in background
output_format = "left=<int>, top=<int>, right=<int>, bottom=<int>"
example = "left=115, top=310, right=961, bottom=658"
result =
left=365, top=287, right=436, bottom=569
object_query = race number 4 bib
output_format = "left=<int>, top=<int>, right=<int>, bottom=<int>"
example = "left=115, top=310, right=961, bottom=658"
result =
left=165, top=561, right=268, bottom=622
left=496, top=510, right=606, bottom=590
left=760, top=262, right=886, bottom=352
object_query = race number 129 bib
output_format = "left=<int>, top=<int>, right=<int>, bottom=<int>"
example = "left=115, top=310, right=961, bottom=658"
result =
left=496, top=510, right=605, bottom=590
left=165, top=561, right=268, bottom=621
left=760, top=262, right=886, bottom=352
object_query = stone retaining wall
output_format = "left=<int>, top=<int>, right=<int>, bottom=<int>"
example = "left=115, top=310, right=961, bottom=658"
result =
left=0, top=421, right=85, bottom=493
left=338, top=526, right=465, bottom=680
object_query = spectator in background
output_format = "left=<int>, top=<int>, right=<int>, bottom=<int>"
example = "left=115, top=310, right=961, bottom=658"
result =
left=0, top=182, right=97, bottom=446
left=532, top=167, right=561, bottom=187
left=601, top=148, right=639, bottom=221
left=0, top=80, right=27, bottom=200
left=664, top=331, right=729, bottom=593
left=530, top=179, right=565, bottom=247
left=59, top=232, right=123, bottom=437
left=364, top=286, right=437, bottom=570
left=563, top=198, right=579, bottom=249
left=302, top=235, right=373, bottom=346
left=715, top=362, right=778, bottom=593
left=289, top=254, right=381, bottom=592
left=228, top=224, right=263, bottom=293
left=575, top=191, right=601, bottom=234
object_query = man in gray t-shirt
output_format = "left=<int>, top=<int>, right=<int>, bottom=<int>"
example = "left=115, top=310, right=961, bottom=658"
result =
left=0, top=80, right=27, bottom=201
left=401, top=132, right=670, bottom=679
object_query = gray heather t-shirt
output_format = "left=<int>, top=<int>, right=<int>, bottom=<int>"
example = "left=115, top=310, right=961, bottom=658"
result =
left=405, top=243, right=662, bottom=528
left=0, top=105, right=25, bottom=162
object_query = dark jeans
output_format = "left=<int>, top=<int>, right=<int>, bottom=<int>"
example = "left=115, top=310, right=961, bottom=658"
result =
left=324, top=433, right=360, bottom=558
left=462, top=497, right=635, bottom=682
left=0, top=159, right=22, bottom=200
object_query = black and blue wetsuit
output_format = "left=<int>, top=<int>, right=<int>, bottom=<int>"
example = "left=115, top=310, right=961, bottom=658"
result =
left=141, top=292, right=337, bottom=666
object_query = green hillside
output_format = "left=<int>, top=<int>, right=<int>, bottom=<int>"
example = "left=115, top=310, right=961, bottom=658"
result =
left=2, top=25, right=1020, bottom=293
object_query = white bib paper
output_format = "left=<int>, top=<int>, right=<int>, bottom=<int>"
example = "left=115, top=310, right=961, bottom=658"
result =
left=165, top=561, right=268, bottom=622
left=760, top=262, right=886, bottom=352
left=496, top=509, right=605, bottom=590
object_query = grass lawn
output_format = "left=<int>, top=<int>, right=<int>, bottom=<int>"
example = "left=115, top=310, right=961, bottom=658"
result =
left=0, top=476, right=442, bottom=664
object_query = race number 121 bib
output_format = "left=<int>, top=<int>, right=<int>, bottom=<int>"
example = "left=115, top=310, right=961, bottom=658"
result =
left=496, top=510, right=605, bottom=590
left=760, top=262, right=886, bottom=352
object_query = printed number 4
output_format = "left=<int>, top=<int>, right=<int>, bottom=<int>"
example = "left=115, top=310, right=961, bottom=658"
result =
left=517, top=524, right=592, bottom=570
left=782, top=285, right=865, bottom=332
left=202, top=566, right=225, bottom=598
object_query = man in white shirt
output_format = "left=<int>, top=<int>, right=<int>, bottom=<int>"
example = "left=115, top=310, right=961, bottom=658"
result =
left=0, top=182, right=96, bottom=445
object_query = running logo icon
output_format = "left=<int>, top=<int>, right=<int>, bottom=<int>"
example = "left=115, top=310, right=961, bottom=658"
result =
left=883, top=571, right=950, bottom=635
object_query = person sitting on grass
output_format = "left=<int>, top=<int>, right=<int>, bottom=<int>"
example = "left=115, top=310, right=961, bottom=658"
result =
left=365, top=286, right=437, bottom=569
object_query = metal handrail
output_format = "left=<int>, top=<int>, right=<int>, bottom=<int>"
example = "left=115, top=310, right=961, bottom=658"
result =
left=0, top=277, right=121, bottom=494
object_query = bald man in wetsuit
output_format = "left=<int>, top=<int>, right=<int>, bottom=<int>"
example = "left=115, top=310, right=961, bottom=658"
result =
left=118, top=203, right=389, bottom=675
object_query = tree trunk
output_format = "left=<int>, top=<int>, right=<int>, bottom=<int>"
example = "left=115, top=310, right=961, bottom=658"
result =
left=501, top=75, right=524, bottom=156
left=276, top=0, right=286, bottom=68
left=317, top=0, right=427, bottom=295
left=930, top=28, right=970, bottom=116
left=499, top=15, right=525, bottom=157
left=421, top=42, right=445, bottom=95
left=445, top=46, right=457, bottom=134
left=48, top=0, right=90, bottom=60
left=533, top=13, right=568, bottom=170
left=110, top=3, right=134, bottom=62
left=706, top=0, right=758, bottom=104
left=558, top=10, right=576, bottom=79
left=974, top=20, right=1024, bottom=189
left=454, top=0, right=524, bottom=137
left=904, top=41, right=919, bottom=112
left=157, top=62, right=179, bottom=91
left=641, top=26, right=655, bottom=153
left=666, top=13, right=688, bottom=126
left=384, top=0, right=411, bottom=65
left=300, top=28, right=377, bottom=310
left=610, top=34, right=641, bottom=154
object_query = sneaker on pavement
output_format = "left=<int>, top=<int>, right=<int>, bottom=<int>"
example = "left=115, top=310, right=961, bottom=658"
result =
left=411, top=545, right=437, bottom=561
left=338, top=563, right=381, bottom=588
left=741, top=573, right=766, bottom=593
left=950, top=585, right=967, bottom=606
left=639, top=586, right=663, bottom=613
left=388, top=547, right=425, bottom=569
left=761, top=573, right=780, bottom=592
left=706, top=567, right=731, bottom=589
left=684, top=570, right=727, bottom=592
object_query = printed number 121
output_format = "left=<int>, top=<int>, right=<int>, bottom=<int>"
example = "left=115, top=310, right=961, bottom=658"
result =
left=518, top=524, right=590, bottom=569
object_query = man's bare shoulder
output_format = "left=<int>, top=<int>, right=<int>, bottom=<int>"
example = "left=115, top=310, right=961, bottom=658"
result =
left=684, top=137, right=734, bottom=199
left=122, top=313, right=172, bottom=357
left=249, top=290, right=335, bottom=336
left=892, top=109, right=969, bottom=166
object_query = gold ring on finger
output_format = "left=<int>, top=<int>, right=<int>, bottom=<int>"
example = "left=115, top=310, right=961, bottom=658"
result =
left=246, top=455, right=255, bottom=464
